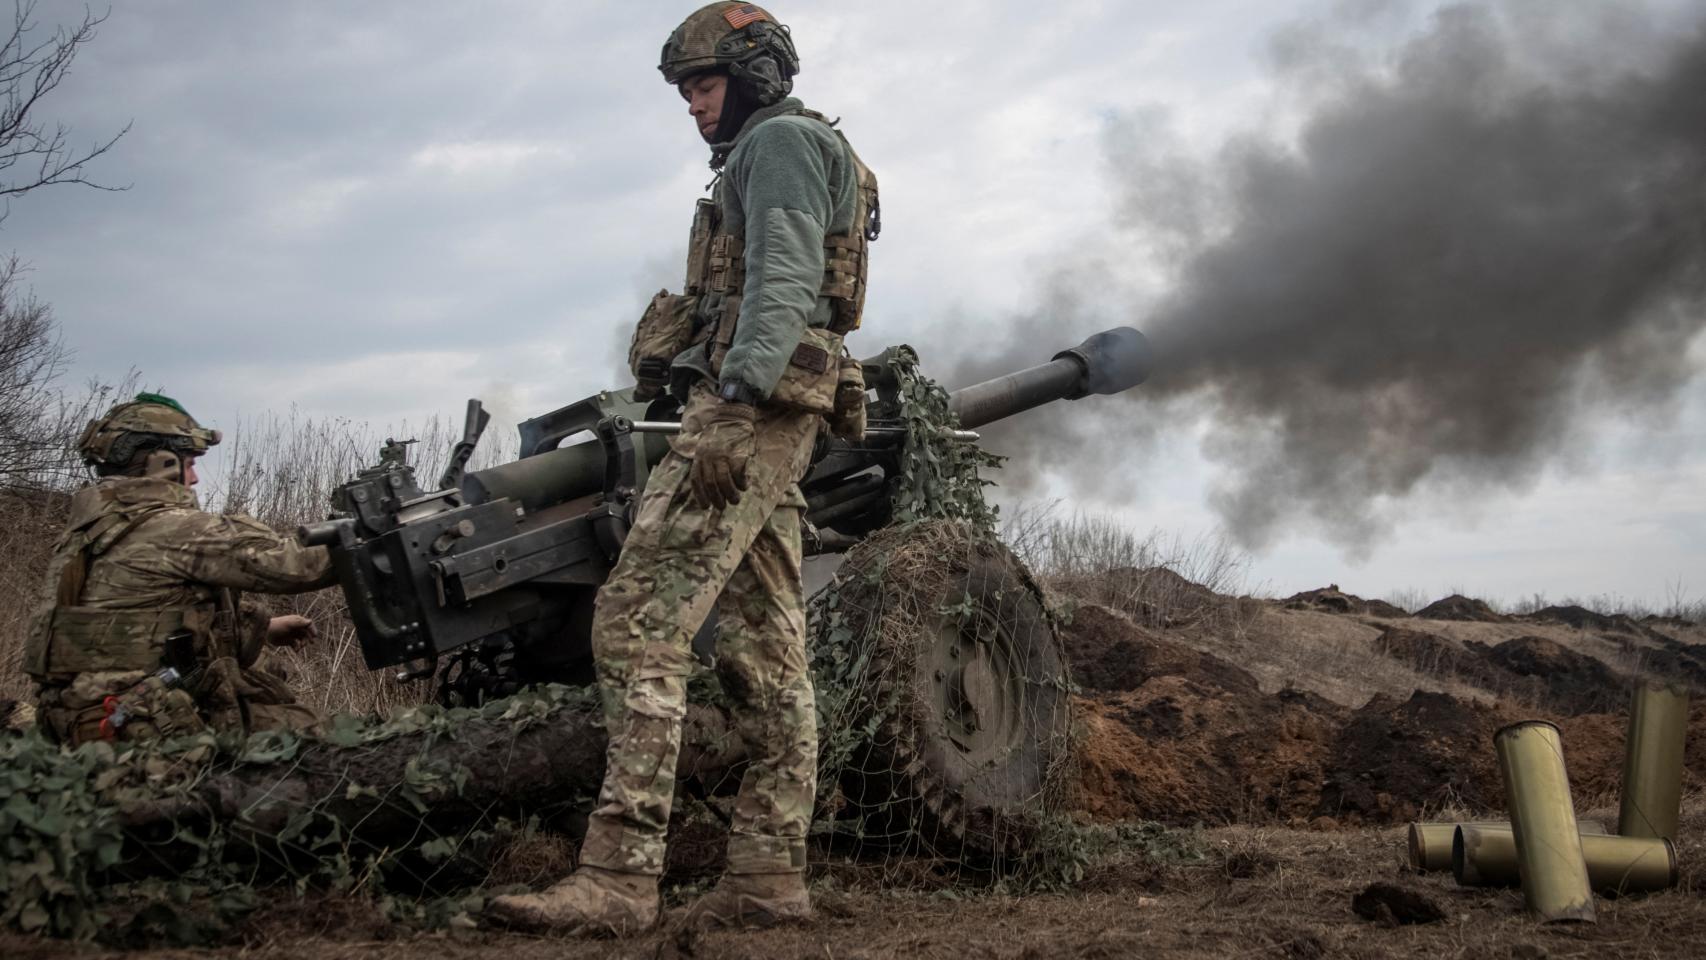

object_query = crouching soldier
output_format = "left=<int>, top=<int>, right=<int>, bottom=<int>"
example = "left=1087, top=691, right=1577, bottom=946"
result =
left=24, top=392, right=336, bottom=746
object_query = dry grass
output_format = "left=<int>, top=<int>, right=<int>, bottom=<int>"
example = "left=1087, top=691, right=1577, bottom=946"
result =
left=1217, top=605, right=1501, bottom=708
left=1005, top=507, right=1260, bottom=637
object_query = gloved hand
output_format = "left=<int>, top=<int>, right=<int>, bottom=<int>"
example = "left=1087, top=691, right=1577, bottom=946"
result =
left=690, top=401, right=757, bottom=509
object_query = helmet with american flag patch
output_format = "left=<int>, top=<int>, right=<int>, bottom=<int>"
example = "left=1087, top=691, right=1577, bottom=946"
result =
left=660, top=3, right=799, bottom=106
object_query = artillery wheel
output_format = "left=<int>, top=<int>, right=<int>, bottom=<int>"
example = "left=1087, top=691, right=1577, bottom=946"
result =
left=813, top=521, right=1073, bottom=863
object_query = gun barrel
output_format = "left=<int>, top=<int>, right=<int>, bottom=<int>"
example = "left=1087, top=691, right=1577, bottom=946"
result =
left=947, top=326, right=1151, bottom=429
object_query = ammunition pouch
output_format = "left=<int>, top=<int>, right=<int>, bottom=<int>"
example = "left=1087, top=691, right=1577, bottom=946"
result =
left=25, top=602, right=228, bottom=681
left=628, top=289, right=702, bottom=401
left=40, top=670, right=207, bottom=746
left=829, top=352, right=868, bottom=440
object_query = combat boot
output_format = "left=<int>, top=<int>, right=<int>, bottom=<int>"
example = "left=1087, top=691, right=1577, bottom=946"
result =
left=486, top=865, right=659, bottom=936
left=680, top=872, right=812, bottom=930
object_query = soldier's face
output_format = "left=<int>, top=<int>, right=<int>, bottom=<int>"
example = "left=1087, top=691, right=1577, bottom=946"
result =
left=183, top=456, right=199, bottom=487
left=680, top=73, right=727, bottom=142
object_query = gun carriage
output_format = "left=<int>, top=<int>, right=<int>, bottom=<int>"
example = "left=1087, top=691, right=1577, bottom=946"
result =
left=301, top=327, right=1151, bottom=853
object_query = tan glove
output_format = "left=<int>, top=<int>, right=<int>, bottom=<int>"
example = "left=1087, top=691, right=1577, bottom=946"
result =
left=690, top=401, right=757, bottom=509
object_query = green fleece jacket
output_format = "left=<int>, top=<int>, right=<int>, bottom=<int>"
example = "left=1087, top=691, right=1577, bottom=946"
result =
left=700, top=98, right=861, bottom=398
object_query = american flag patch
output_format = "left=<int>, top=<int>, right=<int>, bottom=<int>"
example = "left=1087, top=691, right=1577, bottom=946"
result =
left=723, top=4, right=768, bottom=29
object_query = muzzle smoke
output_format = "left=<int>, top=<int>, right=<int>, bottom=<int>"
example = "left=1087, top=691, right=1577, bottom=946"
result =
left=960, top=2, right=1706, bottom=552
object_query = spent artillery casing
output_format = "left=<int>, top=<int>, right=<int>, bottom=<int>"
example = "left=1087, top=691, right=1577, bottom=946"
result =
left=1455, top=826, right=1677, bottom=893
left=1619, top=682, right=1689, bottom=841
left=1496, top=720, right=1596, bottom=923
left=1408, top=819, right=1608, bottom=872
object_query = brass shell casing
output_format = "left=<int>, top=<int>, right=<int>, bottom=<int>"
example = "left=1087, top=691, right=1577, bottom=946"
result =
left=1496, top=720, right=1596, bottom=923
left=1619, top=682, right=1689, bottom=841
left=1455, top=826, right=1678, bottom=893
left=1408, top=819, right=1608, bottom=872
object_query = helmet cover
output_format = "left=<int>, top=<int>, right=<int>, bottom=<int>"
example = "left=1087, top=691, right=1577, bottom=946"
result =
left=660, top=3, right=799, bottom=105
left=77, top=392, right=222, bottom=470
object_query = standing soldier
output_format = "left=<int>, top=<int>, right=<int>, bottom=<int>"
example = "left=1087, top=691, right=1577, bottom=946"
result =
left=490, top=1, right=878, bottom=936
left=24, top=393, right=335, bottom=745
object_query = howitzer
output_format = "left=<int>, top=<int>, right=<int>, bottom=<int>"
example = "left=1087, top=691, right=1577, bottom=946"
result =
left=300, top=327, right=1151, bottom=704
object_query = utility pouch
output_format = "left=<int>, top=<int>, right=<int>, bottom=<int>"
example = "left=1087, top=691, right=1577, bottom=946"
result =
left=30, top=607, right=193, bottom=676
left=767, top=326, right=843, bottom=416
left=628, top=289, right=699, bottom=400
left=829, top=353, right=868, bottom=440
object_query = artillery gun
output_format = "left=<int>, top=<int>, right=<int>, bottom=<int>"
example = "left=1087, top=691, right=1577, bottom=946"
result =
left=302, top=327, right=1151, bottom=855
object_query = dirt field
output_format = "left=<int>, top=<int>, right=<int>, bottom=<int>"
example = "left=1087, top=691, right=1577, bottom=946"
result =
left=5, top=585, right=1704, bottom=958
left=6, top=803, right=1703, bottom=960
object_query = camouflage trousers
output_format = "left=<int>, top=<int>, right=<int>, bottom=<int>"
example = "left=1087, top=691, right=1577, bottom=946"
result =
left=580, top=393, right=820, bottom=877
left=35, top=655, right=321, bottom=747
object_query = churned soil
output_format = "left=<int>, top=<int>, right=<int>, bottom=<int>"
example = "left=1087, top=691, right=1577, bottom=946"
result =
left=1284, top=585, right=1410, bottom=619
left=1061, top=601, right=1706, bottom=827
left=1413, top=593, right=1507, bottom=622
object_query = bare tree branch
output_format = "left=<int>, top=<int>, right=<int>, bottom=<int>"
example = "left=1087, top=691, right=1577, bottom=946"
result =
left=0, top=1, right=129, bottom=204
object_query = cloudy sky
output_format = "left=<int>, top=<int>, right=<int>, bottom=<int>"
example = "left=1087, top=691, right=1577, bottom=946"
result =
left=7, top=0, right=1704, bottom=609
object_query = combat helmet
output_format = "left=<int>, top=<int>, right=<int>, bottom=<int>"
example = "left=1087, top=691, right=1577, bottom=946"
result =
left=660, top=3, right=799, bottom=105
left=77, top=392, right=221, bottom=480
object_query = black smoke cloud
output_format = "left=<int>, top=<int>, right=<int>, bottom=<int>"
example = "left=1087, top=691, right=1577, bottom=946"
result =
left=958, top=1, right=1706, bottom=553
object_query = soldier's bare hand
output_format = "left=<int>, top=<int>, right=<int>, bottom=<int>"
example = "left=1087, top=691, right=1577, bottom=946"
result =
left=266, top=614, right=317, bottom=648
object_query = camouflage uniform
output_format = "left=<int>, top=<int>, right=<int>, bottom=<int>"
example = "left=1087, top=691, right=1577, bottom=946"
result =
left=585, top=22, right=873, bottom=881
left=25, top=476, right=335, bottom=746
left=580, top=385, right=821, bottom=875
left=490, top=3, right=875, bottom=934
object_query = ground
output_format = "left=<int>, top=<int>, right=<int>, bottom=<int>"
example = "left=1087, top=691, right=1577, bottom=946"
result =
left=7, top=804, right=1703, bottom=959
left=5, top=584, right=1703, bottom=958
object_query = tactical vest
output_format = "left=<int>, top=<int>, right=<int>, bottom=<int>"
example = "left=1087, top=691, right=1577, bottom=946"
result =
left=628, top=106, right=878, bottom=417
left=688, top=108, right=880, bottom=367
left=23, top=487, right=241, bottom=681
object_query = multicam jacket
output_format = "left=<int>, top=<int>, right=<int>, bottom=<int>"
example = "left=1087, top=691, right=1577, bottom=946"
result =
left=24, top=477, right=335, bottom=681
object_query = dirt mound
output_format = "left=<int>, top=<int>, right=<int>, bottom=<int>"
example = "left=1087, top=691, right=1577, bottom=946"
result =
left=1319, top=690, right=1521, bottom=822
left=1069, top=566, right=1227, bottom=627
left=1284, top=585, right=1409, bottom=619
left=1372, top=627, right=1510, bottom=690
left=1067, top=601, right=1343, bottom=823
left=1559, top=700, right=1706, bottom=802
left=1076, top=682, right=1343, bottom=824
left=1067, top=592, right=1703, bottom=829
left=1525, top=604, right=1643, bottom=634
left=1370, top=628, right=1629, bottom=714
left=1413, top=594, right=1505, bottom=622
left=1062, top=603, right=1258, bottom=694
left=1628, top=637, right=1706, bottom=690
left=1483, top=635, right=1627, bottom=714
left=1318, top=691, right=1706, bottom=822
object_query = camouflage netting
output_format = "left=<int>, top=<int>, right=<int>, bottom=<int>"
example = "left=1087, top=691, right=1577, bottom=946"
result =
left=2, top=685, right=610, bottom=941
left=810, top=522, right=1076, bottom=871
left=807, top=348, right=1076, bottom=874
left=1, top=353, right=1115, bottom=943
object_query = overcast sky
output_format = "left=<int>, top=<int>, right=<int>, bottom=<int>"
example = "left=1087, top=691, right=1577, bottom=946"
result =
left=7, top=0, right=1704, bottom=609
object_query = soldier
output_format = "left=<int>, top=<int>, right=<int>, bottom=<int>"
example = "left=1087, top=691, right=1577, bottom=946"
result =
left=24, top=392, right=336, bottom=746
left=489, top=1, right=877, bottom=936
